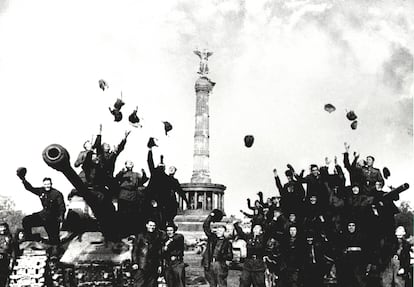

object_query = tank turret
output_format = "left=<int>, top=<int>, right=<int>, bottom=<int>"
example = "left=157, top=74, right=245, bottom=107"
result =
left=42, top=144, right=120, bottom=242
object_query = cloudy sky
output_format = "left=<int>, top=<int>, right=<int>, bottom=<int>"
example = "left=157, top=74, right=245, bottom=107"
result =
left=0, top=0, right=412, bottom=216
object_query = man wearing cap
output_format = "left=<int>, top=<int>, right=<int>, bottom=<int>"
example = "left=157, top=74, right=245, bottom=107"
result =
left=233, top=222, right=266, bottom=287
left=282, top=225, right=303, bottom=287
left=163, top=223, right=185, bottom=287
left=301, top=231, right=327, bottom=287
left=336, top=220, right=368, bottom=287
left=116, top=160, right=148, bottom=236
left=17, top=173, right=65, bottom=245
left=362, top=156, right=384, bottom=195
left=343, top=143, right=365, bottom=188
left=295, top=164, right=330, bottom=209
left=202, top=211, right=233, bottom=287
left=273, top=168, right=305, bottom=216
left=132, top=219, right=164, bottom=287
left=379, top=226, right=411, bottom=287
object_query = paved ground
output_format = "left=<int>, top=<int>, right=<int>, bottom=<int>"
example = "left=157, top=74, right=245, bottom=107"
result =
left=184, top=250, right=240, bottom=287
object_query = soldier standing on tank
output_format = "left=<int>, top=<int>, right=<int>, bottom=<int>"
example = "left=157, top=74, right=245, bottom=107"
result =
left=233, top=221, right=266, bottom=287
left=162, top=222, right=186, bottom=287
left=0, top=223, right=13, bottom=287
left=16, top=171, right=65, bottom=245
left=165, top=166, right=189, bottom=225
left=132, top=219, right=164, bottom=287
left=202, top=210, right=233, bottom=287
left=115, top=160, right=148, bottom=236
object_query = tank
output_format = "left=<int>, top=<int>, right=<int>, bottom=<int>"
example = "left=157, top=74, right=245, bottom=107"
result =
left=9, top=144, right=135, bottom=287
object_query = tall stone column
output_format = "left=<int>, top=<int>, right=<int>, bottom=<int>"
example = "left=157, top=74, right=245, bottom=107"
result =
left=191, top=77, right=215, bottom=183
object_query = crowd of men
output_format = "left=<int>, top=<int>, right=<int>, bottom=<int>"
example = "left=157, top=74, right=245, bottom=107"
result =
left=0, top=129, right=412, bottom=287
left=1, top=125, right=190, bottom=287
left=232, top=142, right=412, bottom=287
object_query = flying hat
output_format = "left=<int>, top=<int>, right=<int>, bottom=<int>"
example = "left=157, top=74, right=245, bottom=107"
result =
left=128, top=108, right=142, bottom=128
left=324, top=103, right=336, bottom=113
left=244, top=135, right=254, bottom=148
left=113, top=98, right=125, bottom=110
left=98, top=79, right=108, bottom=91
left=16, top=167, right=27, bottom=179
left=109, top=108, right=123, bottom=122
left=383, top=167, right=391, bottom=179
left=350, top=120, right=358, bottom=130
left=346, top=110, right=358, bottom=121
left=210, top=209, right=224, bottom=222
left=163, top=121, right=173, bottom=135
left=147, top=137, right=158, bottom=148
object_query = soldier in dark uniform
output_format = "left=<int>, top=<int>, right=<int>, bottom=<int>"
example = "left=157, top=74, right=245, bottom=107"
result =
left=163, top=223, right=185, bottom=287
left=282, top=225, right=303, bottom=287
left=17, top=174, right=65, bottom=245
left=202, top=211, right=233, bottom=287
left=132, top=219, right=164, bottom=287
left=301, top=231, right=327, bottom=287
left=273, top=168, right=305, bottom=217
left=362, top=156, right=384, bottom=195
left=336, top=220, right=368, bottom=287
left=115, top=160, right=148, bottom=236
left=0, top=223, right=13, bottom=287
left=233, top=222, right=266, bottom=287
left=165, top=166, right=189, bottom=225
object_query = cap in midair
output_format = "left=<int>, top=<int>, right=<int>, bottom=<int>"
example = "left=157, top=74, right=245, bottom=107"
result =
left=113, top=98, right=125, bottom=111
left=244, top=135, right=254, bottom=148
left=346, top=110, right=358, bottom=121
left=128, top=107, right=142, bottom=128
left=147, top=137, right=158, bottom=149
left=383, top=167, right=391, bottom=179
left=350, top=120, right=358, bottom=130
left=109, top=108, right=123, bottom=122
left=98, top=79, right=108, bottom=91
left=163, top=121, right=173, bottom=135
left=324, top=104, right=336, bottom=113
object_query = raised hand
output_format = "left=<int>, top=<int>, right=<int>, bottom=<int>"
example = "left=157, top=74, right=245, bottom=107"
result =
left=344, top=142, right=350, bottom=152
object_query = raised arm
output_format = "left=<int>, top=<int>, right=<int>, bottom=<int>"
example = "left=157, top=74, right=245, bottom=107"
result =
left=247, top=198, right=254, bottom=210
left=203, top=214, right=214, bottom=238
left=172, top=178, right=189, bottom=205
left=273, top=169, right=283, bottom=194
left=21, top=178, right=42, bottom=196
left=147, top=149, right=156, bottom=174
left=233, top=222, right=247, bottom=240
left=93, top=125, right=103, bottom=154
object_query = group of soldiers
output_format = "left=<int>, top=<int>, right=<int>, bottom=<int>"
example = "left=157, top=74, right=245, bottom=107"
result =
left=1, top=127, right=412, bottom=287
left=5, top=125, right=191, bottom=287
left=228, top=142, right=412, bottom=287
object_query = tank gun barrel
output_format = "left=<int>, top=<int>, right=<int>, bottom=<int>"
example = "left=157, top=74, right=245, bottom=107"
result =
left=383, top=183, right=409, bottom=201
left=42, top=144, right=120, bottom=241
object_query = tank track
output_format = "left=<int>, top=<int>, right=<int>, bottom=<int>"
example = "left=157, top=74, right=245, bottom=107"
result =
left=8, top=249, right=49, bottom=287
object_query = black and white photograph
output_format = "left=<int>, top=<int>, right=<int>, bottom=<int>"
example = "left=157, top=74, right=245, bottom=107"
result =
left=0, top=0, right=413, bottom=286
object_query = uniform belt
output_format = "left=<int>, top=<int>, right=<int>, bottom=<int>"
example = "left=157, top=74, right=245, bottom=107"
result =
left=346, top=247, right=362, bottom=252
left=248, top=255, right=262, bottom=259
left=212, top=258, right=223, bottom=263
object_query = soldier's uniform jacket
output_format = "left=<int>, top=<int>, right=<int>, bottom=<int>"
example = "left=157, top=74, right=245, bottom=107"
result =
left=234, top=223, right=266, bottom=271
left=362, top=166, right=384, bottom=192
left=202, top=215, right=233, bottom=269
left=116, top=170, right=148, bottom=201
left=0, top=234, right=12, bottom=255
left=132, top=231, right=163, bottom=271
left=163, top=233, right=185, bottom=264
left=22, top=180, right=66, bottom=220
